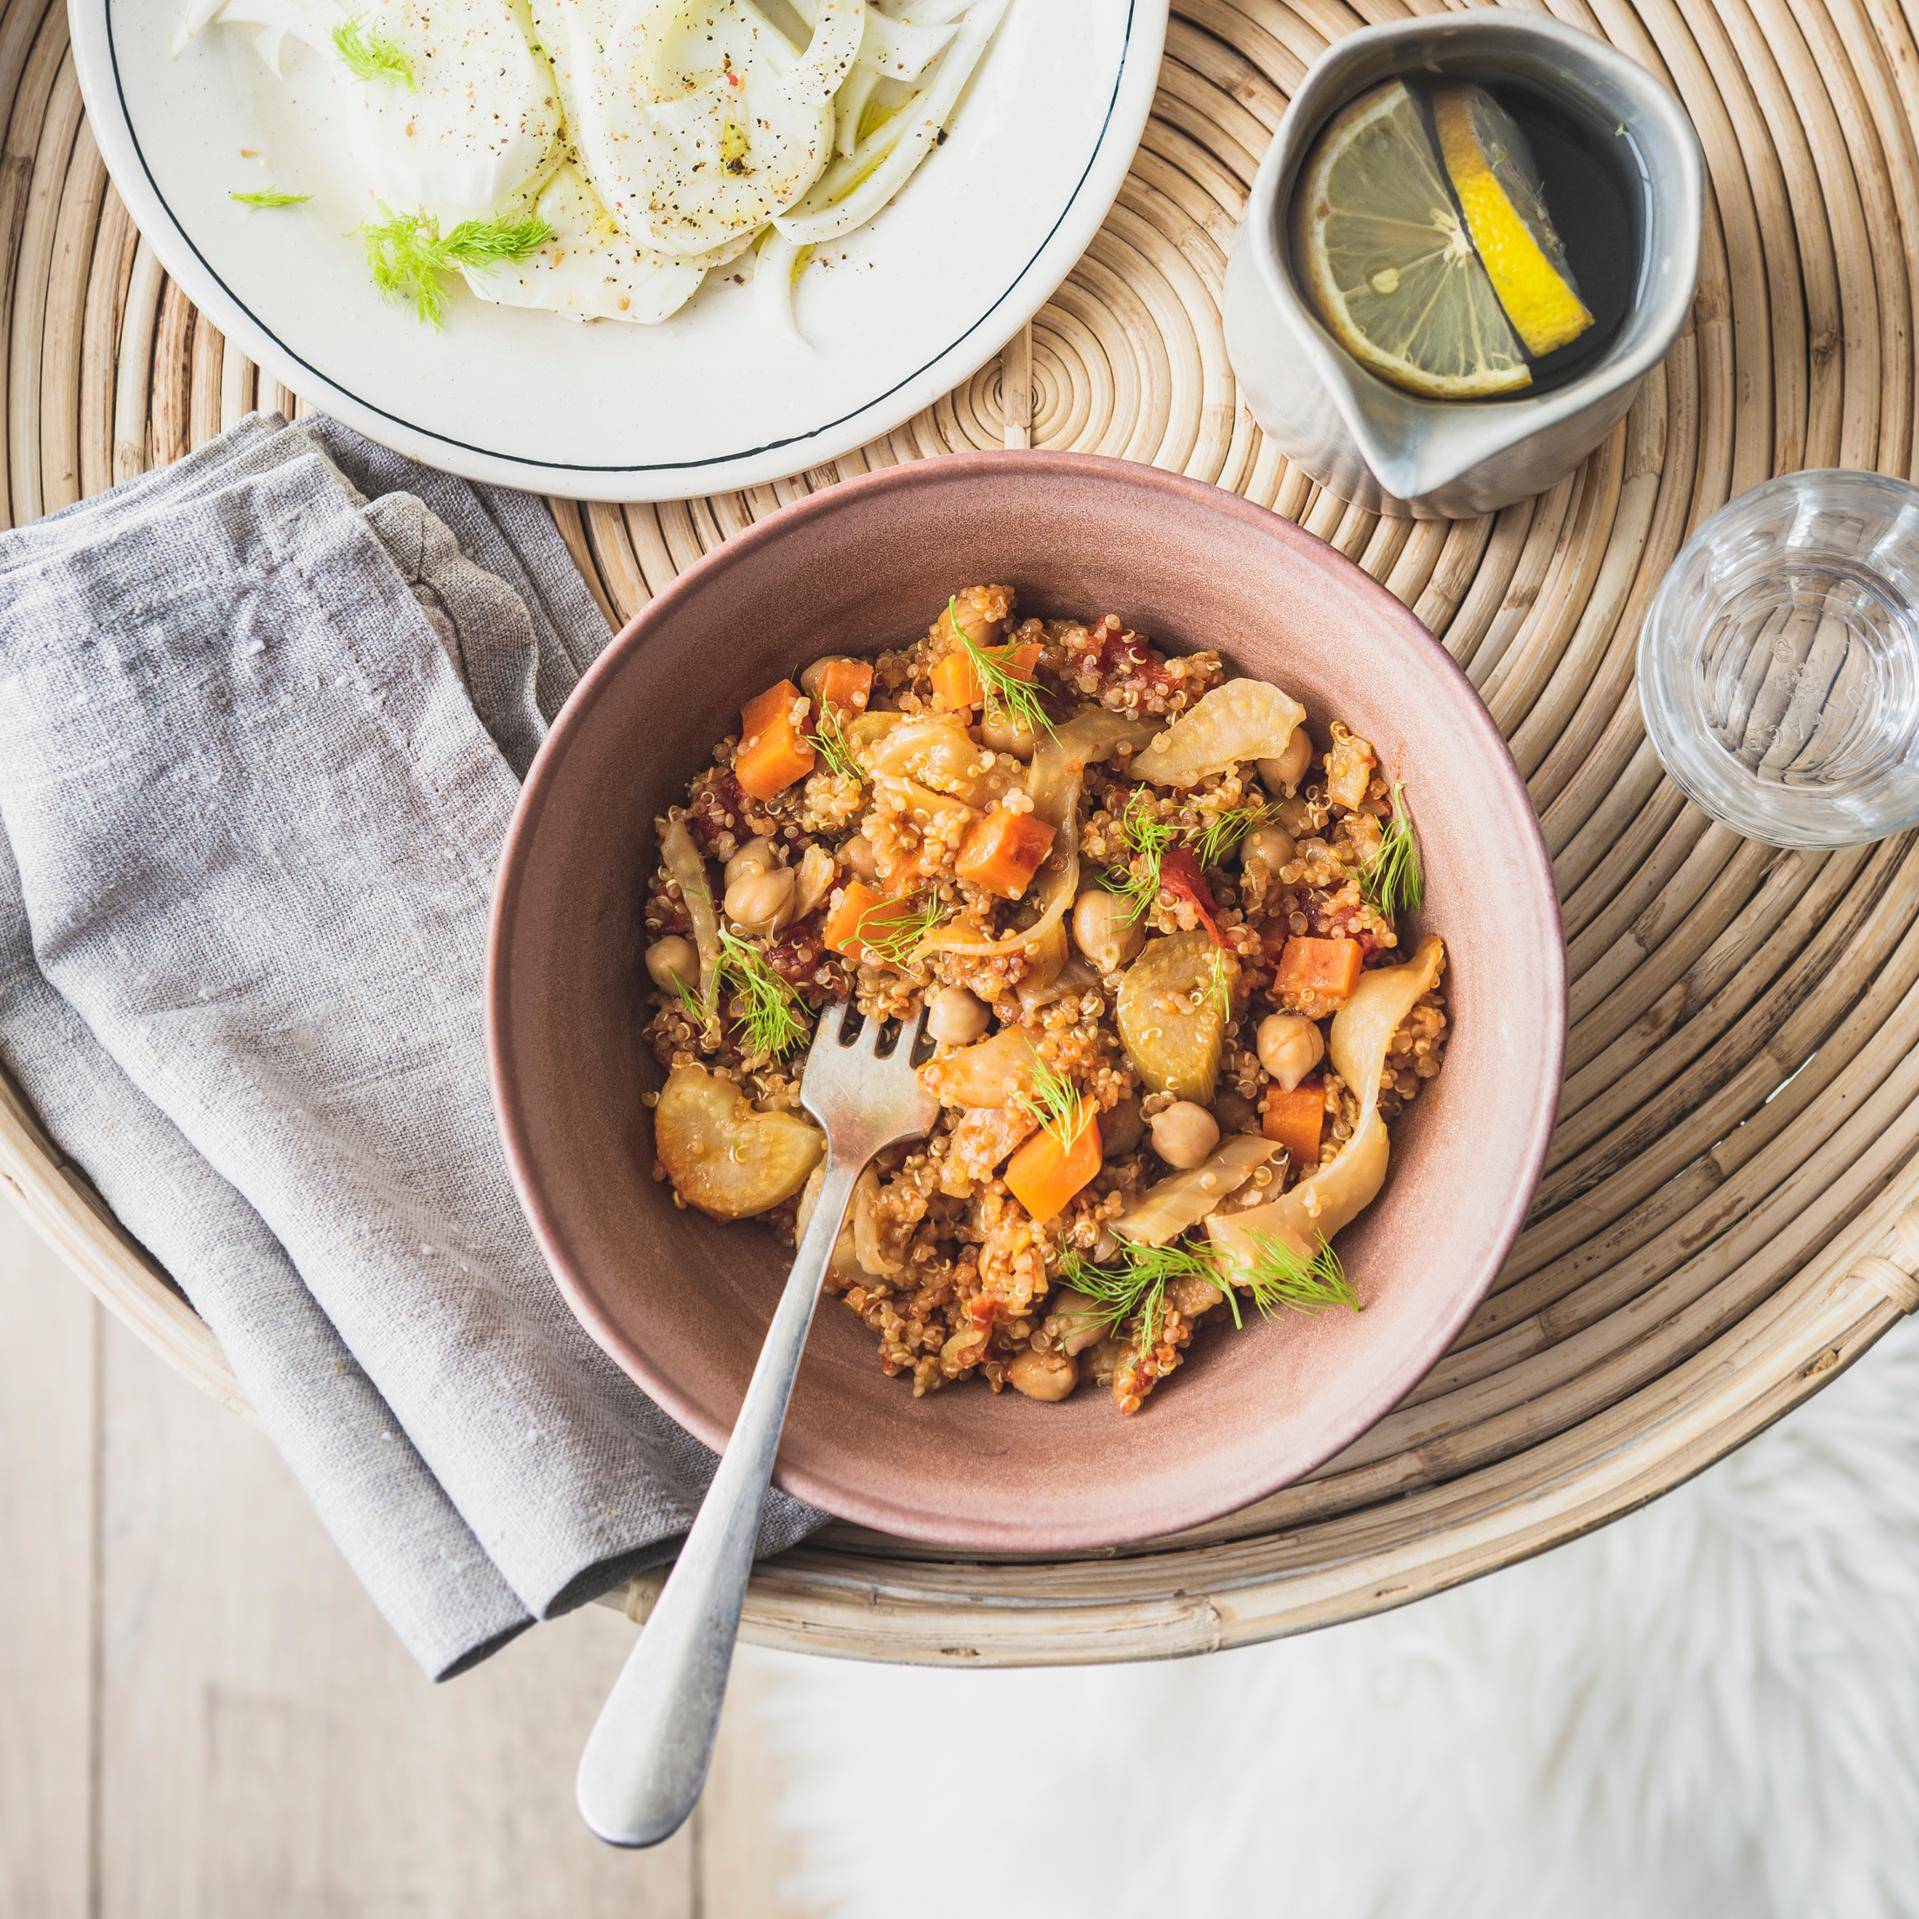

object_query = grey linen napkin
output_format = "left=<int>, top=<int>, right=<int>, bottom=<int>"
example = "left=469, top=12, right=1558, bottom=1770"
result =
left=0, top=415, right=818, bottom=1678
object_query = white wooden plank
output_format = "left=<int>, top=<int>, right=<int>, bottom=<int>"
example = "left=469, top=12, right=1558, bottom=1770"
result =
left=94, top=1310, right=721, bottom=1919
left=0, top=1200, right=96, bottom=1919
left=694, top=1645, right=809, bottom=1918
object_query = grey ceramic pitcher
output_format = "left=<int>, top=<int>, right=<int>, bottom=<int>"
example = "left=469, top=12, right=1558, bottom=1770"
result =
left=1224, top=10, right=1703, bottom=519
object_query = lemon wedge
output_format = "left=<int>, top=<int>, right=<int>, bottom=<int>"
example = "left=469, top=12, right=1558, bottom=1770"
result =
left=1291, top=79, right=1531, bottom=400
left=1433, top=83, right=1594, bottom=359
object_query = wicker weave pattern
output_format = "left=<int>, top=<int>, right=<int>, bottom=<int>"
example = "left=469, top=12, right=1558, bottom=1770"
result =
left=4, top=0, right=1919, bottom=1662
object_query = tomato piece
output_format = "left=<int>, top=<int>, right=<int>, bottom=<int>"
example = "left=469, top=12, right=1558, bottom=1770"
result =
left=1159, top=846, right=1224, bottom=944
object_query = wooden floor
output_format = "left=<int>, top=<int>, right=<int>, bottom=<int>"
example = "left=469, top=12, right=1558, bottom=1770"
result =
left=0, top=1204, right=799, bottom=1919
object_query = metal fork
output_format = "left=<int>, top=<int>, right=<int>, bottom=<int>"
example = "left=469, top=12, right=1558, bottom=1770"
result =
left=576, top=999, right=937, bottom=1847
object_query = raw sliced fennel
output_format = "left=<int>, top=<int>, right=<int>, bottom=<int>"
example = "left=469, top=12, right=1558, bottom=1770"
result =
left=462, top=164, right=754, bottom=324
left=183, top=0, right=560, bottom=220
left=180, top=0, right=1009, bottom=331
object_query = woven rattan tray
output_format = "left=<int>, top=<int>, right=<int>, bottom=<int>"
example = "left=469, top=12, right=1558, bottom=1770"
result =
left=5, top=0, right=1919, bottom=1663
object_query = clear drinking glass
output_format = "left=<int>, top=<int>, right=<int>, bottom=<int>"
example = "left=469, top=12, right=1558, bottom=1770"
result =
left=1638, top=470, right=1919, bottom=848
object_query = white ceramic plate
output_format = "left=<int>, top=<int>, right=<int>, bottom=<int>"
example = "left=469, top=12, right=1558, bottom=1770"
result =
left=70, top=1, right=1166, bottom=500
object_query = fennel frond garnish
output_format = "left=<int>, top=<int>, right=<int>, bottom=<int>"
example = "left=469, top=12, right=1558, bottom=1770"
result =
left=361, top=209, right=554, bottom=328
left=230, top=188, right=310, bottom=209
left=1060, top=1229, right=1357, bottom=1351
left=1229, top=1231, right=1358, bottom=1322
left=807, top=706, right=866, bottom=783
left=667, top=973, right=725, bottom=1052
left=1019, top=1055, right=1087, bottom=1151
left=947, top=596, right=1056, bottom=741
left=714, top=928, right=810, bottom=1058
left=332, top=18, right=417, bottom=87
left=1361, top=782, right=1423, bottom=917
left=858, top=895, right=946, bottom=970
left=1192, top=798, right=1278, bottom=870
left=1059, top=1240, right=1212, bottom=1351
left=1098, top=789, right=1185, bottom=923
left=1100, top=794, right=1283, bottom=928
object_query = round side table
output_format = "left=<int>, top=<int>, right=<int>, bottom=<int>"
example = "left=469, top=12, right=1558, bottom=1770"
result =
left=4, top=0, right=1918, bottom=1661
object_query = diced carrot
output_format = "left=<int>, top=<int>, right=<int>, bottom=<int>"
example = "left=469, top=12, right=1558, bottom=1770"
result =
left=930, top=649, right=979, bottom=711
left=1004, top=1110, right=1102, bottom=1223
left=930, top=639, right=1043, bottom=712
left=1261, top=1082, right=1325, bottom=1166
left=823, top=881, right=921, bottom=965
left=956, top=806, right=1057, bottom=900
left=735, top=679, right=816, bottom=802
left=811, top=658, right=873, bottom=717
left=1273, top=935, right=1364, bottom=1004
left=824, top=880, right=882, bottom=959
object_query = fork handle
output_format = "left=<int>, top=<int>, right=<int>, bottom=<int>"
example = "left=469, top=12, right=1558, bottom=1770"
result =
left=576, top=1152, right=862, bottom=1848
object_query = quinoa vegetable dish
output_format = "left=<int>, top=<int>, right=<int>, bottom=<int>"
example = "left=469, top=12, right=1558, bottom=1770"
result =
left=640, top=585, right=1449, bottom=1415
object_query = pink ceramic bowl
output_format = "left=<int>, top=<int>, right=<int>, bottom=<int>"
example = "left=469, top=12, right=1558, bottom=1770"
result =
left=485, top=453, right=1564, bottom=1553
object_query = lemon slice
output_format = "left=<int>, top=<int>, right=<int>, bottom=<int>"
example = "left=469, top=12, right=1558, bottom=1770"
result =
left=1433, top=83, right=1594, bottom=359
left=1291, top=79, right=1530, bottom=400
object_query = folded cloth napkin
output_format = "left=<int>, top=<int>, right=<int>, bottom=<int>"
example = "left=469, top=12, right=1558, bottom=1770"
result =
left=0, top=415, right=820, bottom=1677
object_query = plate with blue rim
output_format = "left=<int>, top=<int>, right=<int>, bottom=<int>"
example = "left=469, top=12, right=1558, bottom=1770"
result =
left=70, top=0, right=1167, bottom=500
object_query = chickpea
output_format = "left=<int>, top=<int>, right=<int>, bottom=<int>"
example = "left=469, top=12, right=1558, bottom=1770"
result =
left=979, top=710, right=1037, bottom=760
left=1047, top=1290, right=1107, bottom=1357
left=840, top=834, right=879, bottom=884
left=947, top=585, right=1006, bottom=649
left=1259, top=728, right=1313, bottom=799
left=724, top=835, right=779, bottom=889
left=1150, top=1100, right=1219, bottom=1169
left=1274, top=795, right=1316, bottom=839
left=1051, top=1297, right=1113, bottom=1358
left=1072, top=887, right=1146, bottom=975
left=1256, top=1012, right=1325, bottom=1092
left=1240, top=822, right=1297, bottom=880
left=723, top=864, right=796, bottom=937
left=1101, top=1096, right=1145, bottom=1159
left=1213, top=1088, right=1259, bottom=1134
left=1007, top=1349, right=1078, bottom=1402
left=644, top=934, right=699, bottom=995
left=926, top=985, right=989, bottom=1047
left=1167, top=1269, right=1225, bottom=1316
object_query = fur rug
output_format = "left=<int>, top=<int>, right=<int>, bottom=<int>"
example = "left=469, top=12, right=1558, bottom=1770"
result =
left=752, top=1321, right=1919, bottom=1918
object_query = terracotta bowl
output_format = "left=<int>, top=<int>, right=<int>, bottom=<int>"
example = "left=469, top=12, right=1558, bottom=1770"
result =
left=485, top=452, right=1564, bottom=1553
